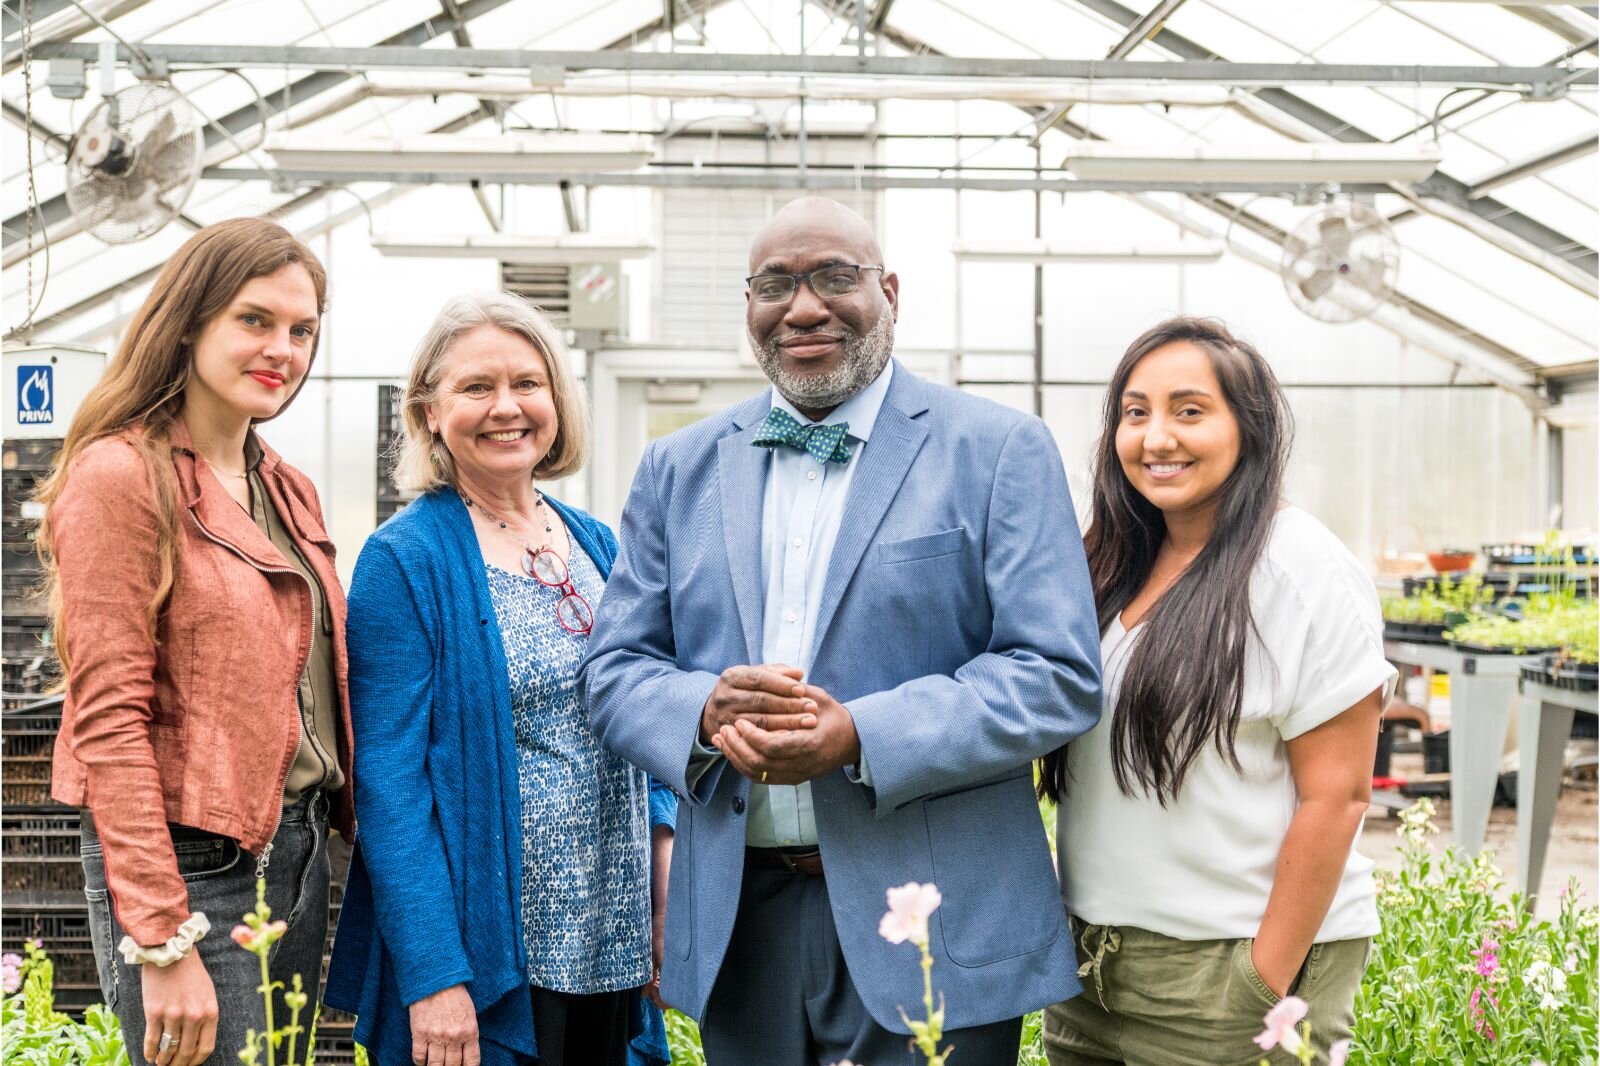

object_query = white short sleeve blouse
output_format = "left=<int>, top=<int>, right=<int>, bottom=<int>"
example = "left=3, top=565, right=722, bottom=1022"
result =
left=1057, top=506, right=1396, bottom=942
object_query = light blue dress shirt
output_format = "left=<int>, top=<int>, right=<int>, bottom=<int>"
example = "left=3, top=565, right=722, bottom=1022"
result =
left=692, top=360, right=894, bottom=847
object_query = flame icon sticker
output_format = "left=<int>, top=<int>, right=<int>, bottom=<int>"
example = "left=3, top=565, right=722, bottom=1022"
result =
left=17, top=365, right=54, bottom=424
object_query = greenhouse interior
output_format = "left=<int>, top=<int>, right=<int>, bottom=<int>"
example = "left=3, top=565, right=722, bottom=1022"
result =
left=2, top=0, right=1598, bottom=1063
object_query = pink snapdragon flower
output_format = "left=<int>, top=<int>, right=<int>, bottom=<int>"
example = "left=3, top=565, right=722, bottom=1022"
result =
left=1252, top=996, right=1308, bottom=1054
left=877, top=882, right=942, bottom=947
left=231, top=920, right=287, bottom=952
left=1472, top=937, right=1500, bottom=978
left=1, top=952, right=22, bottom=994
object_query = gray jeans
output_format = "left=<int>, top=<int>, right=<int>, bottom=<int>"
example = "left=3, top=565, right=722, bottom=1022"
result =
left=81, top=790, right=331, bottom=1065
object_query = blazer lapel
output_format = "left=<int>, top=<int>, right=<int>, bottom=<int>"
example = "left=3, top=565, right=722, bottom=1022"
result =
left=811, top=374, right=930, bottom=647
left=717, top=397, right=773, bottom=663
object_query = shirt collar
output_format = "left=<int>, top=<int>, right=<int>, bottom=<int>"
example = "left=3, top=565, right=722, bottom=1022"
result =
left=768, top=358, right=894, bottom=444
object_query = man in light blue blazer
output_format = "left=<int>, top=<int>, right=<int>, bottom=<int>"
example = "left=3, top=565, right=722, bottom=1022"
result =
left=580, top=197, right=1101, bottom=1065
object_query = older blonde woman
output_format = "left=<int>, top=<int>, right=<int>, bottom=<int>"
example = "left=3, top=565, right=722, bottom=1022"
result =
left=324, top=292, right=675, bottom=1066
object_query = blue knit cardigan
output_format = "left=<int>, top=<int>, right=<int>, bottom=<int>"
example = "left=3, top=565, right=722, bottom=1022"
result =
left=324, top=489, right=675, bottom=1065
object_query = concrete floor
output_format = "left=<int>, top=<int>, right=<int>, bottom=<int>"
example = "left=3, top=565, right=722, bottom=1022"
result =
left=1362, top=753, right=1598, bottom=920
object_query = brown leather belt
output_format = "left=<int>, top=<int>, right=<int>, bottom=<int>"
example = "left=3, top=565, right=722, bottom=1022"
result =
left=746, top=847, right=824, bottom=877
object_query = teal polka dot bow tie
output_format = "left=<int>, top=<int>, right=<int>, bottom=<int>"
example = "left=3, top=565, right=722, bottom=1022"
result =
left=751, top=406, right=854, bottom=465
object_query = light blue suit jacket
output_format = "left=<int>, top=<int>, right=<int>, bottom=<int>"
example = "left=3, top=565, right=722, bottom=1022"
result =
left=578, top=362, right=1102, bottom=1033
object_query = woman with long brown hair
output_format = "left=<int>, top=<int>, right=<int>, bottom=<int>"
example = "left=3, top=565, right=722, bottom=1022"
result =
left=1039, top=317, right=1393, bottom=1064
left=37, top=217, right=356, bottom=1066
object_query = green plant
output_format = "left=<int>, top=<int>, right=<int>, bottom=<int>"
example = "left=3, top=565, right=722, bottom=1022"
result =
left=231, top=879, right=310, bottom=1066
left=664, top=1010, right=706, bottom=1066
left=1381, top=574, right=1493, bottom=626
left=1348, top=799, right=1598, bottom=1065
left=1, top=940, right=129, bottom=1066
left=1447, top=601, right=1598, bottom=657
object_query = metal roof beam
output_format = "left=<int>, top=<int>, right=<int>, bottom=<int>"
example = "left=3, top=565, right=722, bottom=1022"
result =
left=2, top=0, right=152, bottom=72
left=205, top=165, right=1400, bottom=196
left=2, top=0, right=517, bottom=255
left=21, top=41, right=1594, bottom=87
left=866, top=0, right=896, bottom=35
left=825, top=0, right=1556, bottom=394
left=1467, top=132, right=1598, bottom=197
left=2, top=0, right=77, bottom=40
left=6, top=0, right=723, bottom=323
left=1071, top=0, right=1598, bottom=281
left=1107, top=0, right=1187, bottom=59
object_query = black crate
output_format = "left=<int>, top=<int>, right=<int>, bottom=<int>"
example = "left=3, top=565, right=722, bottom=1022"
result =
left=1, top=905, right=101, bottom=1000
left=3, top=706, right=60, bottom=801
left=2, top=616, right=53, bottom=661
left=1423, top=730, right=1450, bottom=775
left=1, top=811, right=84, bottom=898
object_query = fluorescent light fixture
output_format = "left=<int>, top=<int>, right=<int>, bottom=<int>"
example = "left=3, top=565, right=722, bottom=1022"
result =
left=266, top=132, right=653, bottom=174
left=1061, top=143, right=1442, bottom=184
left=952, top=238, right=1224, bottom=264
left=371, top=233, right=654, bottom=262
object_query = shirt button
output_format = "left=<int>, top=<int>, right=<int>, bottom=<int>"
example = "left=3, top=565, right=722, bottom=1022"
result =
left=793, top=538, right=803, bottom=547
left=732, top=796, right=746, bottom=814
left=783, top=838, right=795, bottom=845
left=807, top=471, right=817, bottom=481
left=786, top=612, right=798, bottom=623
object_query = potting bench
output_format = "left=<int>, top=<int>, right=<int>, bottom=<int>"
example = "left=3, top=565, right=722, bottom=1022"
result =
left=1382, top=639, right=1539, bottom=855
left=1515, top=670, right=1598, bottom=907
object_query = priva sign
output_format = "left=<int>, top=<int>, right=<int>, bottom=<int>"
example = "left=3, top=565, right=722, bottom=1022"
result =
left=16, top=364, right=53, bottom=424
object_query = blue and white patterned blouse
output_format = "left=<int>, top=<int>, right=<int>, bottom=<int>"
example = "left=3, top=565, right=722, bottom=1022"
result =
left=487, top=544, right=652, bottom=994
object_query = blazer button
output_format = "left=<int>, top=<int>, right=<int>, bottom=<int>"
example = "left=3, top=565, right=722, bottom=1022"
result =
left=732, top=796, right=746, bottom=815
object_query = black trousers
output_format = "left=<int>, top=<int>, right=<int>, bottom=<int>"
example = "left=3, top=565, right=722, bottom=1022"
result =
left=530, top=985, right=631, bottom=1066
left=700, top=854, right=1023, bottom=1066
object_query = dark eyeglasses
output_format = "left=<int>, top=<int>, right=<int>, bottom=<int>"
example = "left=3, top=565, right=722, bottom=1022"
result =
left=745, top=264, right=884, bottom=304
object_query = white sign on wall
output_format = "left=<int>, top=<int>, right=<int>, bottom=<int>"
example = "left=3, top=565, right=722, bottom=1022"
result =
left=3, top=344, right=106, bottom=440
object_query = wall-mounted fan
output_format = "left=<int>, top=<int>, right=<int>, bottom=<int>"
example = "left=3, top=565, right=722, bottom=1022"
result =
left=1280, top=197, right=1400, bottom=324
left=66, top=81, right=202, bottom=244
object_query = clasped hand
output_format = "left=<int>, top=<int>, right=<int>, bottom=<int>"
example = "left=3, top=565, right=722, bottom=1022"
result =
left=701, top=664, right=860, bottom=785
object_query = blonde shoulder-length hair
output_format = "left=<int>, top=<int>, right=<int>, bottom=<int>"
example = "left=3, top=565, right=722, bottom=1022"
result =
left=393, top=291, right=589, bottom=493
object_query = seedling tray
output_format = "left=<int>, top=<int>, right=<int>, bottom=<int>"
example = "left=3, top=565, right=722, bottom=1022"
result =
left=1522, top=656, right=1599, bottom=692
left=1384, top=621, right=1449, bottom=645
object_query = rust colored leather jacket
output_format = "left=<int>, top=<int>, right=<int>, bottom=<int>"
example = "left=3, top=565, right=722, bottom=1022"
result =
left=50, top=419, right=356, bottom=946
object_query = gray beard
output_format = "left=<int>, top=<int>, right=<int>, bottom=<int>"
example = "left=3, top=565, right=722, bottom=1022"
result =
left=752, top=313, right=895, bottom=412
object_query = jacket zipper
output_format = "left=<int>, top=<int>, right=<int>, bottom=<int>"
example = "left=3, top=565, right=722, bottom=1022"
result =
left=188, top=512, right=310, bottom=877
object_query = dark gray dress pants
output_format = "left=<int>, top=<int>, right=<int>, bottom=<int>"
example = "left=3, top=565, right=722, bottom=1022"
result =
left=701, top=852, right=1023, bottom=1066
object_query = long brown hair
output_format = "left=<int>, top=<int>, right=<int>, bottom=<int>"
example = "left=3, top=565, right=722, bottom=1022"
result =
left=1038, top=316, right=1293, bottom=806
left=35, top=217, right=329, bottom=671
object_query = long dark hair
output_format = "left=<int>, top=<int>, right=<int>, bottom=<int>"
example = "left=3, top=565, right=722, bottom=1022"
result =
left=1038, top=316, right=1293, bottom=806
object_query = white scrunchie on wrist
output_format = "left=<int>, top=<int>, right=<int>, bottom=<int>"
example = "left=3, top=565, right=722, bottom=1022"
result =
left=118, top=913, right=211, bottom=967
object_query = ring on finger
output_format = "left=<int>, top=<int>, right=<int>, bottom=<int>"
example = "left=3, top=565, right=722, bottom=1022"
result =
left=158, top=1032, right=174, bottom=1053
left=760, top=770, right=768, bottom=783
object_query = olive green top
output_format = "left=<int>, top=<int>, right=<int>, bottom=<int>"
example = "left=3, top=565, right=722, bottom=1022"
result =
left=246, top=438, right=345, bottom=803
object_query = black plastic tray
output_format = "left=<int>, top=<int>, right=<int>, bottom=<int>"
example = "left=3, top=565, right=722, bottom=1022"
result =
left=1521, top=655, right=1599, bottom=692
left=1447, top=640, right=1557, bottom=656
left=1384, top=621, right=1449, bottom=645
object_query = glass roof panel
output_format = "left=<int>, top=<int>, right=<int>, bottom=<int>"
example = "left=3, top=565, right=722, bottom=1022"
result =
left=1312, top=6, right=1505, bottom=66
left=1269, top=85, right=1440, bottom=143
left=1487, top=180, right=1600, bottom=254
left=1451, top=96, right=1598, bottom=162
left=1541, top=152, right=1600, bottom=208
left=1378, top=4, right=1571, bottom=66
left=1165, top=1, right=1335, bottom=62
left=2, top=0, right=1592, bottom=383
left=1182, top=0, right=1378, bottom=57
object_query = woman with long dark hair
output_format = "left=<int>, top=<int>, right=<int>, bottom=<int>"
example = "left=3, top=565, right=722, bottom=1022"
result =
left=38, top=218, right=353, bottom=1066
left=1039, top=317, right=1393, bottom=1064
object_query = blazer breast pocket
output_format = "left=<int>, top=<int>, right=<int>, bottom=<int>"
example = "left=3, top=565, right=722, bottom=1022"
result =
left=877, top=527, right=966, bottom=565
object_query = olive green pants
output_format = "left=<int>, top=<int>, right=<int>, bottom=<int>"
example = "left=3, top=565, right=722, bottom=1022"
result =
left=1043, top=918, right=1370, bottom=1066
